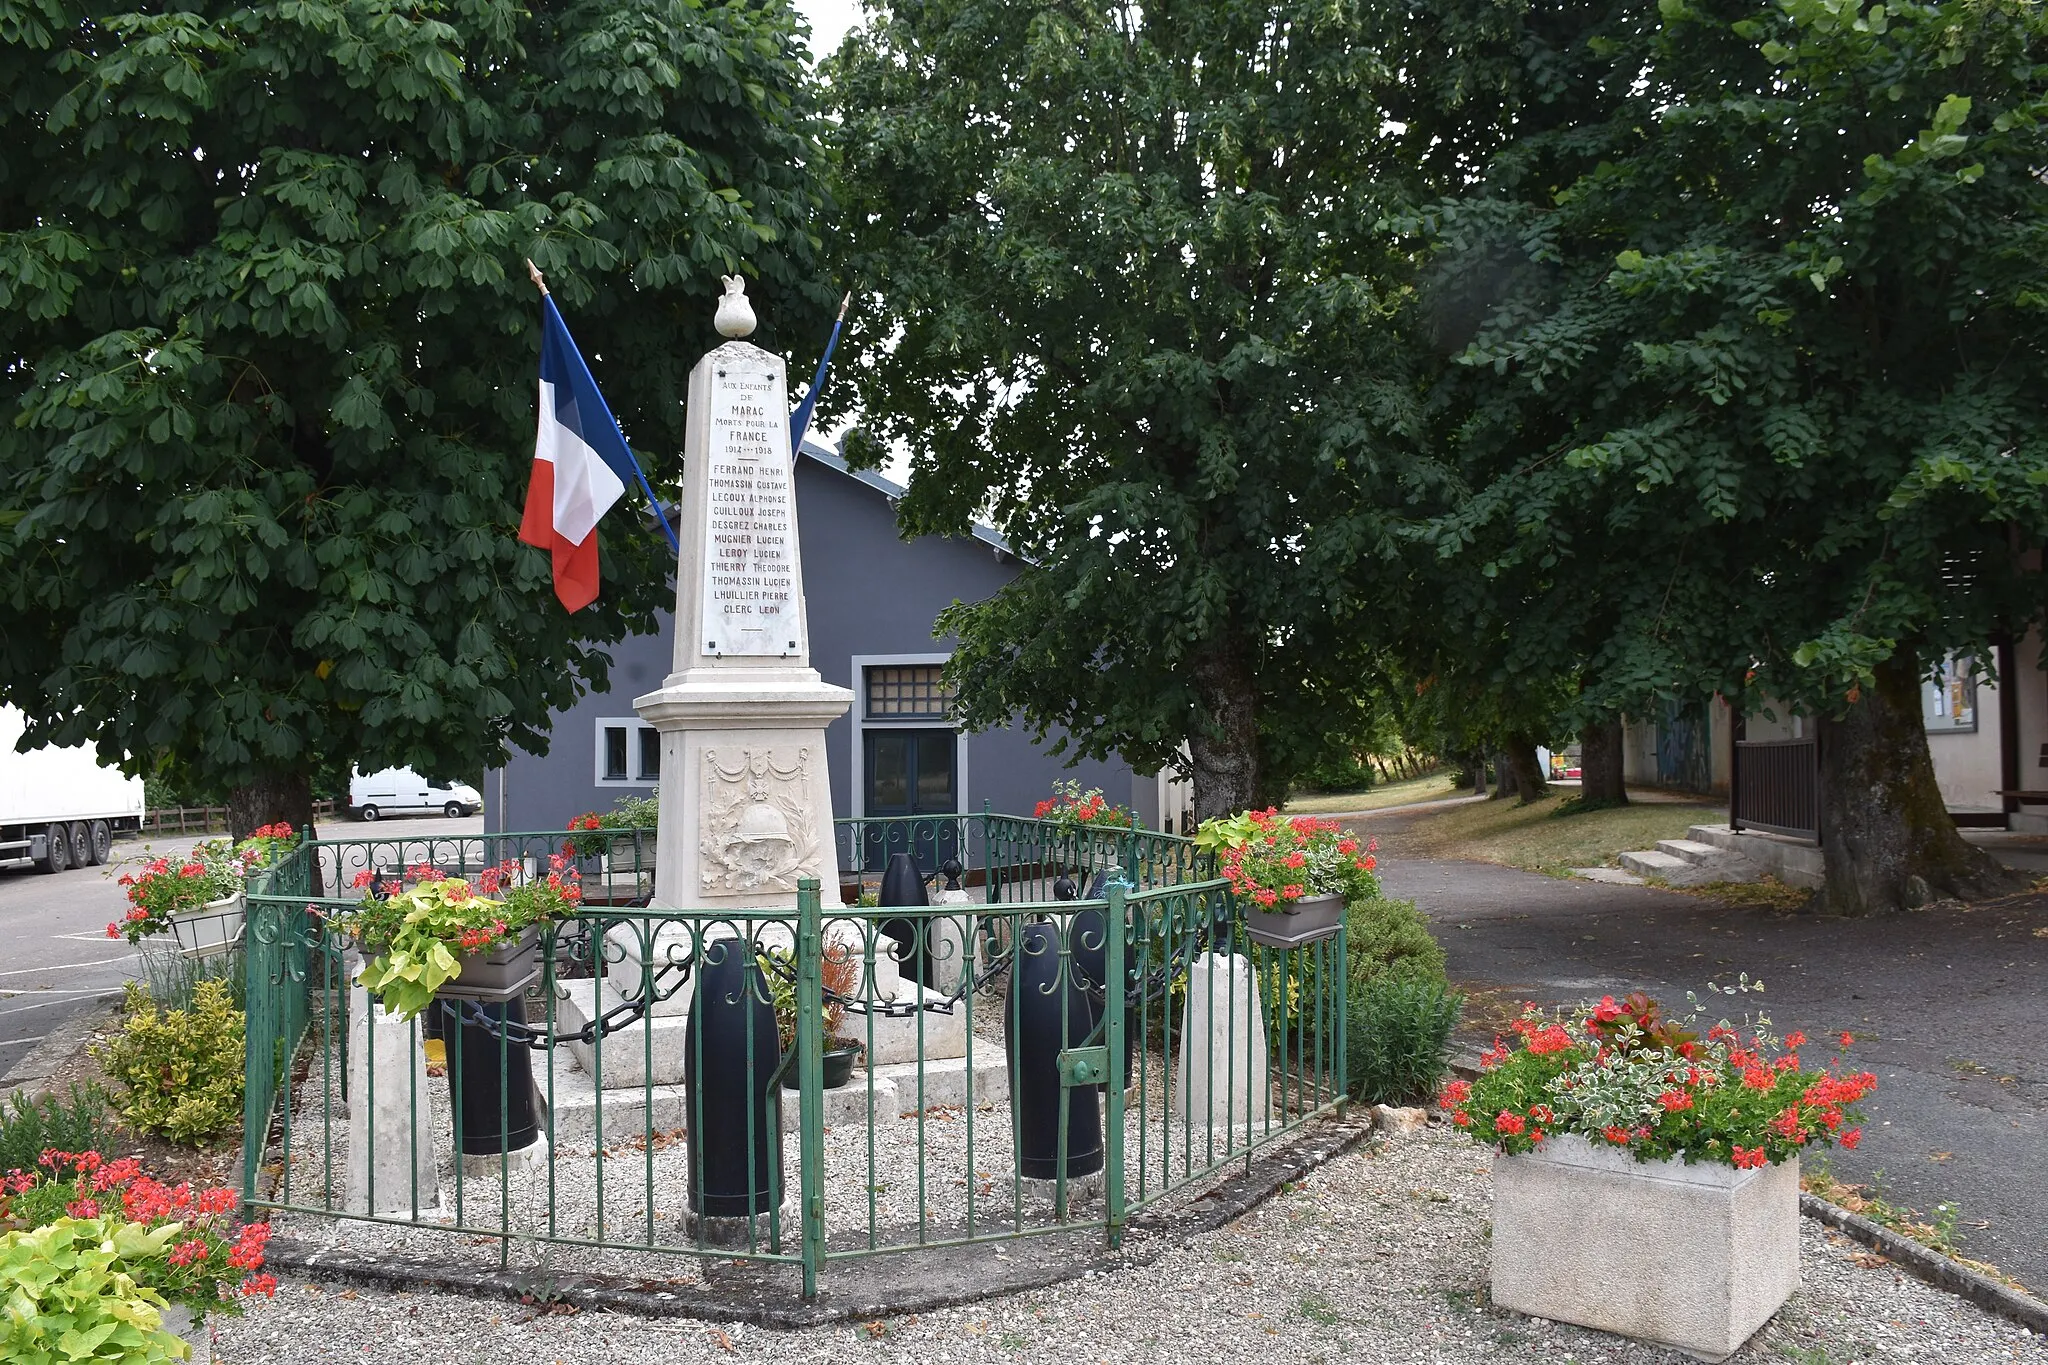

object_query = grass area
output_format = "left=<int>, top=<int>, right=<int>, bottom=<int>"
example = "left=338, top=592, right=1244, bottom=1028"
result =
left=1802, top=1166, right=2024, bottom=1291
left=1664, top=875, right=1814, bottom=911
left=1387, top=790, right=1723, bottom=877
left=1286, top=770, right=1462, bottom=815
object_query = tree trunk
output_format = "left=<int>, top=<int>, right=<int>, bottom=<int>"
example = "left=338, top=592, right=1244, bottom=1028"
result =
left=1816, top=644, right=2023, bottom=915
left=1489, top=750, right=1515, bottom=799
left=1579, top=715, right=1628, bottom=806
left=1467, top=754, right=1487, bottom=797
left=228, top=769, right=322, bottom=892
left=1504, top=737, right=1548, bottom=805
left=1188, top=641, right=1261, bottom=820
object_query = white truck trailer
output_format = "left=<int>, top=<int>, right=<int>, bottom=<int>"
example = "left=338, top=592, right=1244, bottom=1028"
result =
left=0, top=705, right=146, bottom=873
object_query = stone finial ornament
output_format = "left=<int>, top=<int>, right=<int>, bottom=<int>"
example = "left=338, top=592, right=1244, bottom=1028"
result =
left=714, top=275, right=757, bottom=338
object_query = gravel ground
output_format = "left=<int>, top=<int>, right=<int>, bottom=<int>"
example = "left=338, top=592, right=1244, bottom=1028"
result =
left=216, top=1127, right=2048, bottom=1365
left=269, top=1027, right=1307, bottom=1272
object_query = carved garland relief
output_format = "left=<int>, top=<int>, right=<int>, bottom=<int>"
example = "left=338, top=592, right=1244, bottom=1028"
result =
left=699, top=746, right=820, bottom=893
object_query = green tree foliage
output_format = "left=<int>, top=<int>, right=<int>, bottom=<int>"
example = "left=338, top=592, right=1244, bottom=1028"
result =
left=828, top=0, right=1424, bottom=816
left=1407, top=0, right=2048, bottom=908
left=0, top=0, right=831, bottom=834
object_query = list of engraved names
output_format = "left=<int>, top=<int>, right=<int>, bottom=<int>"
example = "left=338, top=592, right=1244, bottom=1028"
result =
left=702, top=365, right=799, bottom=653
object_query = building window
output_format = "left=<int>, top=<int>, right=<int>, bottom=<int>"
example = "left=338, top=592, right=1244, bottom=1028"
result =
left=1922, top=656, right=1978, bottom=734
left=864, top=665, right=956, bottom=721
left=596, top=718, right=660, bottom=786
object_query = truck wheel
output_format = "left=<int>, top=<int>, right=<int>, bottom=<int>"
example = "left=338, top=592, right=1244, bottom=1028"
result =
left=444, top=801, right=465, bottom=819
left=38, top=824, right=70, bottom=874
left=358, top=805, right=380, bottom=822
left=69, top=823, right=92, bottom=868
left=89, top=821, right=112, bottom=864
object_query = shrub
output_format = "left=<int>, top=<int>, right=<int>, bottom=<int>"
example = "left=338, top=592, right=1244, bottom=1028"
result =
left=0, top=1085, right=119, bottom=1176
left=1343, top=896, right=1448, bottom=987
left=1346, top=963, right=1463, bottom=1105
left=93, top=981, right=245, bottom=1145
left=1341, top=896, right=1461, bottom=1105
left=135, top=946, right=245, bottom=1014
left=1294, top=751, right=1378, bottom=794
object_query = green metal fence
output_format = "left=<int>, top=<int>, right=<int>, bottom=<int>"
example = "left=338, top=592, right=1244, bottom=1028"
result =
left=240, top=816, right=1348, bottom=1299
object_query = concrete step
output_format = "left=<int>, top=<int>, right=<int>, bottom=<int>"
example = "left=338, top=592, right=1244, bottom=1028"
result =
left=1655, top=838, right=1725, bottom=866
left=1572, top=866, right=1646, bottom=886
left=870, top=1053, right=1008, bottom=1114
left=554, top=978, right=690, bottom=1089
left=545, top=1063, right=689, bottom=1148
left=1618, top=846, right=1762, bottom=887
left=1618, top=849, right=1690, bottom=878
left=542, top=1051, right=1011, bottom=1148
left=1686, top=824, right=1825, bottom=891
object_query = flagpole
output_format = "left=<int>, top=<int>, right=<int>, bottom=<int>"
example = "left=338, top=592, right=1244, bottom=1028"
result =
left=789, top=291, right=852, bottom=456
left=526, top=260, right=682, bottom=556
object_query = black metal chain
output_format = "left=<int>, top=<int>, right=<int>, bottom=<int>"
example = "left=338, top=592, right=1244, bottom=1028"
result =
left=437, top=959, right=693, bottom=1051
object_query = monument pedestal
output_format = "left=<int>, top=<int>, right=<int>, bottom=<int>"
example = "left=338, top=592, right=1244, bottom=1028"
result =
left=635, top=322, right=851, bottom=913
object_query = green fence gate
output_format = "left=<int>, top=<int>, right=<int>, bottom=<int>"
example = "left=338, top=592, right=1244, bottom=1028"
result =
left=241, top=814, right=1348, bottom=1299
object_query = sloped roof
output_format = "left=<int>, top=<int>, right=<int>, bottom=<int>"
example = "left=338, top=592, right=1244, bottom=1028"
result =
left=796, top=438, right=1011, bottom=557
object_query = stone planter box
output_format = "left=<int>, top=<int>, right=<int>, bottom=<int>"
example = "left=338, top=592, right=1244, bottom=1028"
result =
left=1490, top=1134, right=1800, bottom=1362
left=169, top=891, right=245, bottom=960
left=1241, top=891, right=1344, bottom=949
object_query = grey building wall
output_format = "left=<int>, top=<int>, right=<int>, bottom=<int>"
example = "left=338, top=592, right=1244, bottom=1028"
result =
left=488, top=448, right=1150, bottom=863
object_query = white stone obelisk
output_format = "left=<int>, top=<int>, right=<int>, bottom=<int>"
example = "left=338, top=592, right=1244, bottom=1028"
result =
left=635, top=278, right=853, bottom=910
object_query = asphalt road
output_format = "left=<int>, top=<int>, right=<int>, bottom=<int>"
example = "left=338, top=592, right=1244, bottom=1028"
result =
left=0, top=812, right=485, bottom=1082
left=1354, top=804, right=2048, bottom=1293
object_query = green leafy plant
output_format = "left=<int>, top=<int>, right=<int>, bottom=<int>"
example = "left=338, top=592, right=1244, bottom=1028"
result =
left=1033, top=780, right=1137, bottom=831
left=1346, top=963, right=1463, bottom=1106
left=0, top=1219, right=190, bottom=1364
left=0, top=1086, right=119, bottom=1177
left=1343, top=896, right=1448, bottom=987
left=1207, top=809, right=1380, bottom=914
left=92, top=981, right=246, bottom=1145
left=135, top=947, right=246, bottom=1015
left=1446, top=981, right=1876, bottom=1168
left=0, top=1150, right=275, bottom=1318
left=337, top=860, right=581, bottom=1022
left=106, top=844, right=240, bottom=944
left=563, top=795, right=658, bottom=860
left=758, top=944, right=861, bottom=1053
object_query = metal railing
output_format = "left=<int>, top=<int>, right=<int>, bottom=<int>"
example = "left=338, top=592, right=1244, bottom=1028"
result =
left=1730, top=738, right=1821, bottom=843
left=240, top=818, right=1348, bottom=1299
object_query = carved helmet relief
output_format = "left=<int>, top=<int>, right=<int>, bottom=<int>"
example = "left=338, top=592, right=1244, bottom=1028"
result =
left=699, top=746, right=818, bottom=892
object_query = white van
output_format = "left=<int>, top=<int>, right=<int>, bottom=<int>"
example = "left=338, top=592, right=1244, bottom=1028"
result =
left=348, top=767, right=482, bottom=821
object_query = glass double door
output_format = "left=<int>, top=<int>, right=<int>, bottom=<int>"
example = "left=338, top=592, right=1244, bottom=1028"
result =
left=862, top=729, right=959, bottom=872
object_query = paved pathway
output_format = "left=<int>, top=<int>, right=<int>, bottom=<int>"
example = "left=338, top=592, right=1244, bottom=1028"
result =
left=1347, top=803, right=2048, bottom=1293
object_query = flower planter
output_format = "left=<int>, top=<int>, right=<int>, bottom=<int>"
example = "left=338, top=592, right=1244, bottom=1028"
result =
left=439, top=926, right=543, bottom=1002
left=1490, top=1134, right=1800, bottom=1362
left=1241, top=891, right=1344, bottom=948
left=170, top=892, right=246, bottom=960
left=781, top=1043, right=863, bottom=1091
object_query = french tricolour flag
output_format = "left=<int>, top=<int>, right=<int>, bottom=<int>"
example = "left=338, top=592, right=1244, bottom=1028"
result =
left=519, top=297, right=642, bottom=612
